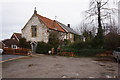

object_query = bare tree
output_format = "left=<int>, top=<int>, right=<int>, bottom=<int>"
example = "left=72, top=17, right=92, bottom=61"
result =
left=75, top=21, right=90, bottom=35
left=85, top=0, right=118, bottom=33
left=83, top=0, right=118, bottom=47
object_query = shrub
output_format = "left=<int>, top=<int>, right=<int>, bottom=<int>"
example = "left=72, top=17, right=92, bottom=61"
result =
left=60, top=41, right=106, bottom=57
left=19, top=38, right=31, bottom=49
left=36, top=41, right=51, bottom=54
left=48, top=32, right=59, bottom=49
left=104, top=32, right=119, bottom=50
left=67, top=40, right=93, bottom=49
left=74, top=49, right=106, bottom=57
left=74, top=34, right=82, bottom=42
left=64, top=39, right=71, bottom=45
left=70, top=41, right=84, bottom=49
left=60, top=47, right=106, bottom=57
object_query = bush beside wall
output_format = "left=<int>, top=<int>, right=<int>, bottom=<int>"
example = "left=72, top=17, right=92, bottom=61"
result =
left=36, top=42, right=51, bottom=54
left=60, top=41, right=106, bottom=57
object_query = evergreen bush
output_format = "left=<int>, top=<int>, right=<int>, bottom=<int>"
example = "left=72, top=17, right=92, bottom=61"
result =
left=19, top=38, right=31, bottom=49
left=36, top=41, right=51, bottom=54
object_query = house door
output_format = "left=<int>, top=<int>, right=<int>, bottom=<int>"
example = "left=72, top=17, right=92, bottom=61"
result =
left=32, top=43, right=36, bottom=53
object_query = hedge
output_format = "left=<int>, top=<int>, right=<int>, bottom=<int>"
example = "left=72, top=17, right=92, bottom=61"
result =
left=60, top=47, right=106, bottom=57
left=36, top=42, right=51, bottom=54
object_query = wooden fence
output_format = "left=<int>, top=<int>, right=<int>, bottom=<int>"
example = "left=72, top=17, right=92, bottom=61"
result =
left=3, top=48, right=31, bottom=56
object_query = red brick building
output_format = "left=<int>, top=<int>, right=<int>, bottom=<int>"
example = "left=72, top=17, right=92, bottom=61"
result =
left=2, top=33, right=22, bottom=49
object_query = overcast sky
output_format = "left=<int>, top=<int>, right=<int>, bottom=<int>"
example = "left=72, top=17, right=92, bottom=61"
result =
left=0, top=0, right=119, bottom=40
left=0, top=0, right=90, bottom=40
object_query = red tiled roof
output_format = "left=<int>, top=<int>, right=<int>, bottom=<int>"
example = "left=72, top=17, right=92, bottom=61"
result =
left=14, top=33, right=22, bottom=40
left=37, top=14, right=66, bottom=32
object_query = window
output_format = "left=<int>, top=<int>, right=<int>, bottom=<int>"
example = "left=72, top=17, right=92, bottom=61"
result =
left=115, top=48, right=120, bottom=52
left=67, top=34, right=69, bottom=39
left=31, top=26, right=37, bottom=37
left=12, top=38, right=15, bottom=40
left=70, top=33, right=72, bottom=38
left=11, top=45, right=17, bottom=49
left=64, top=34, right=67, bottom=39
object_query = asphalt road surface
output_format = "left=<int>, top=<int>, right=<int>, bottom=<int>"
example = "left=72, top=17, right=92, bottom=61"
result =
left=1, top=55, right=24, bottom=61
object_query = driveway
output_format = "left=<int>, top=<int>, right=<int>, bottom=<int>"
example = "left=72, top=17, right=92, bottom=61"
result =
left=2, top=55, right=119, bottom=78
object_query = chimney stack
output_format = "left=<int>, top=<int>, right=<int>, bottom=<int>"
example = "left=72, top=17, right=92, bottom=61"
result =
left=34, top=7, right=37, bottom=14
left=68, top=24, right=70, bottom=28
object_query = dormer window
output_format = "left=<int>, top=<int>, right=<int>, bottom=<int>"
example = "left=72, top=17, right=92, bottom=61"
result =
left=31, top=25, right=37, bottom=37
left=12, top=38, right=15, bottom=40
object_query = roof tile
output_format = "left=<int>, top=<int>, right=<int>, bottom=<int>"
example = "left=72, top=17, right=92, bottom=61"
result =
left=37, top=14, right=66, bottom=32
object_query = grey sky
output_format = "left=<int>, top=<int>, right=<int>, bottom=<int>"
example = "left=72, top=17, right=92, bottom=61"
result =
left=0, top=0, right=90, bottom=40
left=1, top=0, right=118, bottom=40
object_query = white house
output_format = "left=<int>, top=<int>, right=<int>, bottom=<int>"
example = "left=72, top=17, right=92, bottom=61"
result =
left=21, top=8, right=78, bottom=52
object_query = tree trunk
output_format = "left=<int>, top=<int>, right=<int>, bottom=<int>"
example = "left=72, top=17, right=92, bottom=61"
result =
left=97, top=3, right=102, bottom=35
left=95, top=2, right=104, bottom=48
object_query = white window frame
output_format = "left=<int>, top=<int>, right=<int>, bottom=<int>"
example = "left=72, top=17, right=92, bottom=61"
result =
left=12, top=38, right=15, bottom=40
left=70, top=33, right=72, bottom=38
left=64, top=34, right=67, bottom=39
left=67, top=34, right=69, bottom=39
left=11, top=45, right=17, bottom=49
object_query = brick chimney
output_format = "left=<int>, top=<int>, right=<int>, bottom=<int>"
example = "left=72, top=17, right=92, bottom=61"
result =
left=68, top=24, right=70, bottom=28
left=34, top=7, right=37, bottom=14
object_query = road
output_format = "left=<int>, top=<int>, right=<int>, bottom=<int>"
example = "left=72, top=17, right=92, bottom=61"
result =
left=1, top=55, right=24, bottom=61
left=2, top=55, right=119, bottom=78
left=0, top=55, right=2, bottom=61
left=0, top=54, right=24, bottom=79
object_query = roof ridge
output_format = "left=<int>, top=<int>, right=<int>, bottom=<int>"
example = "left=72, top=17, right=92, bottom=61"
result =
left=14, top=33, right=22, bottom=34
left=56, top=21, right=78, bottom=35
left=36, top=13, right=66, bottom=32
left=37, top=14, right=53, bottom=22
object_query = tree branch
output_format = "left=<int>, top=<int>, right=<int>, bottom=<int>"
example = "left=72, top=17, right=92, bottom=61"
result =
left=100, top=0, right=109, bottom=8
